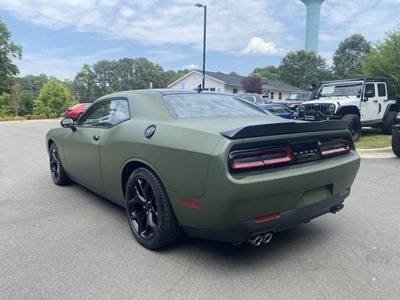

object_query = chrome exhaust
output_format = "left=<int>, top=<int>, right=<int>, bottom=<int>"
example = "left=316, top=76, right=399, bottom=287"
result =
left=248, top=235, right=263, bottom=246
left=262, top=233, right=273, bottom=244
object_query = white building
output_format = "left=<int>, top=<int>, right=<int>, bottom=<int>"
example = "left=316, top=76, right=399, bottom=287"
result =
left=167, top=69, right=305, bottom=100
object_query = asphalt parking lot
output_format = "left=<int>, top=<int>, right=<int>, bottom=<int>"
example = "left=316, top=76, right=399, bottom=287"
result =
left=1, top=120, right=400, bottom=300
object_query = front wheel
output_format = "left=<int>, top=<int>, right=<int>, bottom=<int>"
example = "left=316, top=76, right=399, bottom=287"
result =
left=49, top=143, right=71, bottom=186
left=341, top=114, right=362, bottom=142
left=392, top=126, right=400, bottom=158
left=125, top=168, right=181, bottom=249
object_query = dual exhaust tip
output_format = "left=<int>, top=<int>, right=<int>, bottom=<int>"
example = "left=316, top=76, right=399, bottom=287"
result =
left=248, top=203, right=345, bottom=246
left=248, top=232, right=273, bottom=246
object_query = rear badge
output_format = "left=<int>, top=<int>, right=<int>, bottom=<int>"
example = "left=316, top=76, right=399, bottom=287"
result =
left=144, top=125, right=156, bottom=140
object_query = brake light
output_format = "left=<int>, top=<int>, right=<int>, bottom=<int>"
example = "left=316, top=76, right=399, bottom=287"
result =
left=230, top=147, right=293, bottom=171
left=319, top=139, right=350, bottom=157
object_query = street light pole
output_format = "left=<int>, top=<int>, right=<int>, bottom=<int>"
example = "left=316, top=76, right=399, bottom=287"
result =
left=195, top=3, right=206, bottom=90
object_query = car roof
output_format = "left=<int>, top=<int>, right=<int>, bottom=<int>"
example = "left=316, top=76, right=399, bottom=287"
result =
left=97, top=89, right=227, bottom=100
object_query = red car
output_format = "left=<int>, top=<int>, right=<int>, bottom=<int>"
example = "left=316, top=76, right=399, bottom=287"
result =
left=64, top=103, right=91, bottom=120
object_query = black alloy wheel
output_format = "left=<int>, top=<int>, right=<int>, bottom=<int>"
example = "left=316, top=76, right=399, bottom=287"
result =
left=392, top=125, right=400, bottom=157
left=125, top=168, right=181, bottom=249
left=49, top=143, right=71, bottom=186
left=342, top=114, right=361, bottom=142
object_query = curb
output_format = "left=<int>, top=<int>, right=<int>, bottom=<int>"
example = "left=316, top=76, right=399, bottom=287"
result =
left=356, top=147, right=392, bottom=153
left=356, top=147, right=395, bottom=158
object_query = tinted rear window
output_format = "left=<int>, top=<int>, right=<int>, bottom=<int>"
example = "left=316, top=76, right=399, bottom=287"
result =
left=163, top=94, right=268, bottom=119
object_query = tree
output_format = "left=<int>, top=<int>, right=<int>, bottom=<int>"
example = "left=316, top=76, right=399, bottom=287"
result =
left=17, top=74, right=49, bottom=96
left=73, top=64, right=98, bottom=102
left=241, top=76, right=263, bottom=94
left=10, top=82, right=22, bottom=116
left=0, top=92, right=12, bottom=117
left=332, top=34, right=372, bottom=78
left=34, top=78, right=74, bottom=117
left=72, top=57, right=173, bottom=101
left=0, top=19, right=23, bottom=93
left=278, top=50, right=331, bottom=89
left=362, top=28, right=400, bottom=98
left=20, top=92, right=35, bottom=116
left=251, top=66, right=281, bottom=80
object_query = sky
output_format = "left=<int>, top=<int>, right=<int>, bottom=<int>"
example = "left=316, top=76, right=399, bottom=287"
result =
left=0, top=0, right=399, bottom=81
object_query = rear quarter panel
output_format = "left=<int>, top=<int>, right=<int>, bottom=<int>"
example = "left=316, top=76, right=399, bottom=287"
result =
left=99, top=120, right=223, bottom=205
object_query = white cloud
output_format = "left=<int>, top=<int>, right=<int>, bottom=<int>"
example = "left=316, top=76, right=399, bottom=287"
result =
left=239, top=38, right=280, bottom=56
left=181, top=64, right=198, bottom=70
left=14, top=47, right=123, bottom=80
left=2, top=0, right=400, bottom=78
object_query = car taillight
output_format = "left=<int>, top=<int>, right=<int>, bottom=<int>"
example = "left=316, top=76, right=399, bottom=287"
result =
left=230, top=147, right=293, bottom=171
left=319, top=139, right=350, bottom=157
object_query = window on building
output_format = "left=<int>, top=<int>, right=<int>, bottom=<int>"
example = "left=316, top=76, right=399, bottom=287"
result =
left=210, top=88, right=215, bottom=91
left=233, top=89, right=238, bottom=94
left=271, top=92, right=274, bottom=100
left=279, top=92, right=282, bottom=100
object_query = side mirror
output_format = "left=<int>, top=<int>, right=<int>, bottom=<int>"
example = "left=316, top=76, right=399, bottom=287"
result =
left=61, top=118, right=76, bottom=132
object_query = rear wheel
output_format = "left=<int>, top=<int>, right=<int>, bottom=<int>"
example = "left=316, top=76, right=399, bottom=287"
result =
left=382, top=111, right=397, bottom=135
left=49, top=143, right=71, bottom=186
left=341, top=114, right=361, bottom=142
left=125, top=167, right=181, bottom=249
left=392, top=126, right=400, bottom=158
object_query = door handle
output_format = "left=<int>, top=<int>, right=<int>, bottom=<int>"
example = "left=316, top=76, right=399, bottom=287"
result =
left=373, top=100, right=378, bottom=103
left=93, top=135, right=101, bottom=141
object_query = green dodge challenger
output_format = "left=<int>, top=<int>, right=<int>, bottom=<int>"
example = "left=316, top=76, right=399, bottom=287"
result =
left=46, top=89, right=361, bottom=249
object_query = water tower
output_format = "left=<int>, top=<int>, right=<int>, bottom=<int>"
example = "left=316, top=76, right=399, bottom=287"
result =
left=301, top=0, right=325, bottom=53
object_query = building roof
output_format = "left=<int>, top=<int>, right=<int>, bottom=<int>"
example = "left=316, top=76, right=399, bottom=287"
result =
left=193, top=69, right=305, bottom=92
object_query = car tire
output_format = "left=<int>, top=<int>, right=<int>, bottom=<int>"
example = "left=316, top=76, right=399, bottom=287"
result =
left=382, top=111, right=398, bottom=135
left=49, top=143, right=72, bottom=186
left=392, top=125, right=400, bottom=158
left=341, top=114, right=361, bottom=142
left=125, top=167, right=181, bottom=249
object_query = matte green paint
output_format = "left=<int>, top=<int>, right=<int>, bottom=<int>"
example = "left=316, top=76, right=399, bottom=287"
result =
left=46, top=89, right=361, bottom=235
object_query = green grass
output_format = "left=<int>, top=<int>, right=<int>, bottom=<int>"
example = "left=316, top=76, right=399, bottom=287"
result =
left=355, top=129, right=392, bottom=149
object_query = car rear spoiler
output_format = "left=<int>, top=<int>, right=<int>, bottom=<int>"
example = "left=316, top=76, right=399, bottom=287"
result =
left=220, top=120, right=349, bottom=140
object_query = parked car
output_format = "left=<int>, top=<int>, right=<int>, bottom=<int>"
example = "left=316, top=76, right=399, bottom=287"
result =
left=272, top=91, right=312, bottom=111
left=236, top=93, right=271, bottom=104
left=392, top=113, right=400, bottom=157
left=46, top=89, right=360, bottom=250
left=64, top=103, right=92, bottom=120
left=259, top=103, right=295, bottom=119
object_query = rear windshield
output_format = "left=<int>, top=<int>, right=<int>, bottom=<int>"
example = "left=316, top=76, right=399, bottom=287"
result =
left=163, top=93, right=269, bottom=119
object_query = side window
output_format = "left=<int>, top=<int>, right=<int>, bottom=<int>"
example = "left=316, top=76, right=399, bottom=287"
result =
left=377, top=83, right=386, bottom=97
left=365, top=83, right=375, bottom=97
left=77, top=99, right=130, bottom=127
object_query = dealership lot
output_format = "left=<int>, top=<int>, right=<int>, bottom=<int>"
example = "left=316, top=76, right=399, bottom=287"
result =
left=1, top=120, right=400, bottom=300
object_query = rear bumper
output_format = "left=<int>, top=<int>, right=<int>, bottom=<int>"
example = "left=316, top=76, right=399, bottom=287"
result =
left=181, top=191, right=349, bottom=243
